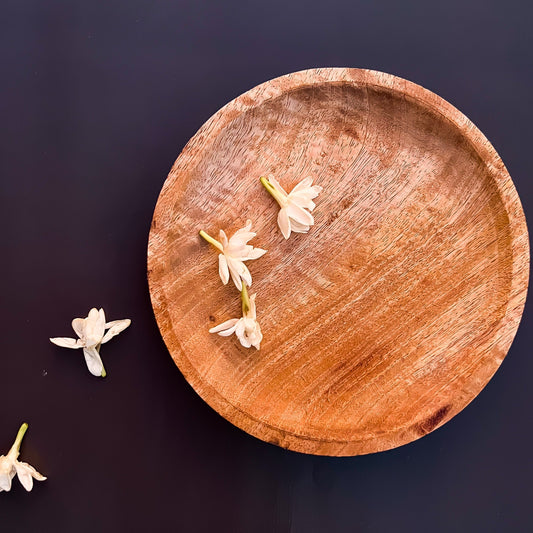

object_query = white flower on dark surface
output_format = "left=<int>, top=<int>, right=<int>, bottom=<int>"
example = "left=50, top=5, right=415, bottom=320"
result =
left=0, top=423, right=46, bottom=493
left=199, top=220, right=267, bottom=290
left=50, top=308, right=131, bottom=377
left=260, top=175, right=322, bottom=239
left=209, top=284, right=263, bottom=350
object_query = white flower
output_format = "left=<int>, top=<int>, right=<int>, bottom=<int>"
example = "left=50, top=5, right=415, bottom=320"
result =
left=0, top=423, right=46, bottom=493
left=209, top=284, right=263, bottom=350
left=199, top=220, right=267, bottom=290
left=260, top=175, right=322, bottom=239
left=50, top=308, right=131, bottom=377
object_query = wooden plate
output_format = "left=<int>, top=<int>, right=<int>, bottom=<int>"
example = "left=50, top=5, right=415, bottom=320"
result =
left=148, top=68, right=529, bottom=456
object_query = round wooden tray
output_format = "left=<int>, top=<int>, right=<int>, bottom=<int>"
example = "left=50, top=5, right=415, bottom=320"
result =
left=148, top=68, right=529, bottom=456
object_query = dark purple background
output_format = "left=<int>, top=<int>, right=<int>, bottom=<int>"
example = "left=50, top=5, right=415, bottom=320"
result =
left=1, top=1, right=532, bottom=531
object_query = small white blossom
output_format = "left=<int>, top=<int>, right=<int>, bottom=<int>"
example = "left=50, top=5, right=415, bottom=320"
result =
left=199, top=220, right=267, bottom=290
left=209, top=285, right=263, bottom=350
left=50, top=308, right=131, bottom=377
left=260, top=175, right=322, bottom=239
left=0, top=423, right=46, bottom=493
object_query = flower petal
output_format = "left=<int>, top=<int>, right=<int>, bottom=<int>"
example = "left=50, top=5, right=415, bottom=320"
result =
left=227, top=258, right=244, bottom=290
left=240, top=336, right=252, bottom=348
left=231, top=245, right=264, bottom=262
left=277, top=208, right=291, bottom=239
left=288, top=193, right=316, bottom=211
left=240, top=263, right=252, bottom=288
left=15, top=461, right=46, bottom=491
left=242, top=316, right=263, bottom=350
left=290, top=183, right=322, bottom=201
left=235, top=318, right=246, bottom=339
left=218, top=254, right=230, bottom=285
left=16, top=467, right=33, bottom=491
left=289, top=219, right=311, bottom=233
left=250, top=325, right=262, bottom=350
left=0, top=472, right=14, bottom=492
left=231, top=219, right=253, bottom=238
left=229, top=270, right=243, bottom=291
left=101, top=319, right=131, bottom=344
left=209, top=318, right=239, bottom=334
left=218, top=229, right=229, bottom=248
left=71, top=318, right=85, bottom=339
left=49, top=337, right=82, bottom=349
left=290, top=177, right=313, bottom=193
left=235, top=319, right=255, bottom=347
left=84, top=308, right=106, bottom=347
left=228, top=232, right=255, bottom=250
left=0, top=456, right=15, bottom=492
left=246, top=247, right=267, bottom=260
left=98, top=308, right=106, bottom=330
left=83, top=346, right=104, bottom=377
left=287, top=202, right=314, bottom=225
left=104, top=319, right=129, bottom=330
left=215, top=325, right=238, bottom=337
left=228, top=221, right=257, bottom=250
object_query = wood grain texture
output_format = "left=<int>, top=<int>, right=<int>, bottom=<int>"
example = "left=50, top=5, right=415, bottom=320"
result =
left=147, top=68, right=529, bottom=456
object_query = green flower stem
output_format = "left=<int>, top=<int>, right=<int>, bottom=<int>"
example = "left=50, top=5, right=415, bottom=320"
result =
left=260, top=176, right=286, bottom=207
left=241, top=283, right=251, bottom=316
left=10, top=422, right=28, bottom=456
left=199, top=230, right=223, bottom=251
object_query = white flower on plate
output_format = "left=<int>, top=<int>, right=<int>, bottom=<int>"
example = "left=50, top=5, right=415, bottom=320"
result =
left=209, top=284, right=263, bottom=350
left=199, top=220, right=267, bottom=291
left=50, top=308, right=131, bottom=377
left=260, top=175, right=322, bottom=239
left=0, top=423, right=46, bottom=493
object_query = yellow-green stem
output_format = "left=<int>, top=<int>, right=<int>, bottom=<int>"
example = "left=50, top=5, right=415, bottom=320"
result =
left=199, top=230, right=223, bottom=251
left=241, top=283, right=251, bottom=316
left=260, top=176, right=286, bottom=207
left=11, top=423, right=28, bottom=455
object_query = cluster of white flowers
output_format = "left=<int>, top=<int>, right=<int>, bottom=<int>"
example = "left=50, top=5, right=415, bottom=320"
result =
left=200, top=176, right=321, bottom=350
left=3, top=175, right=321, bottom=496
left=200, top=220, right=265, bottom=349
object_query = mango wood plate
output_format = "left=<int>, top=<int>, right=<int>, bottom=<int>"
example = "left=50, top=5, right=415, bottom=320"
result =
left=148, top=68, right=529, bottom=456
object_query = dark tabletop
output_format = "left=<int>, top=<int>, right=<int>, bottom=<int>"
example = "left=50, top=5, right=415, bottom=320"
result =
left=1, top=1, right=532, bottom=532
